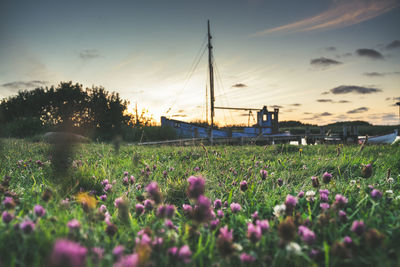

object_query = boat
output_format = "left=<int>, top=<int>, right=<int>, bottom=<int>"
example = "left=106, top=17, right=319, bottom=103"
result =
left=359, top=129, right=398, bottom=144
left=161, top=21, right=284, bottom=140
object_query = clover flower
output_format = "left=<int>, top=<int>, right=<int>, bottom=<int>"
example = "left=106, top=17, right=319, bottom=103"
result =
left=351, top=220, right=365, bottom=236
left=240, top=253, right=256, bottom=263
left=144, top=199, right=154, bottom=211
left=297, top=191, right=304, bottom=198
left=187, top=176, right=205, bottom=199
left=240, top=180, right=248, bottom=192
left=193, top=195, right=212, bottom=223
left=20, top=220, right=35, bottom=234
left=334, top=194, right=348, bottom=207
left=361, top=163, right=373, bottom=178
left=135, top=204, right=144, bottom=215
left=3, top=197, right=15, bottom=209
left=99, top=195, right=107, bottom=201
left=298, top=226, right=316, bottom=245
left=273, top=204, right=286, bottom=217
left=256, top=219, right=270, bottom=233
left=67, top=219, right=81, bottom=230
left=146, top=182, right=162, bottom=204
left=217, top=209, right=224, bottom=218
left=114, top=253, right=139, bottom=267
left=230, top=203, right=241, bottom=213
left=322, top=172, right=332, bottom=183
left=50, top=239, right=87, bottom=267
left=112, top=245, right=125, bottom=259
left=214, top=199, right=222, bottom=209
left=311, top=176, right=319, bottom=188
left=338, top=210, right=347, bottom=222
left=2, top=211, right=13, bottom=224
left=178, top=245, right=192, bottom=264
left=285, top=195, right=297, bottom=212
left=260, top=169, right=268, bottom=180
left=305, top=190, right=315, bottom=202
left=320, top=203, right=330, bottom=211
left=34, top=204, right=45, bottom=217
left=371, top=189, right=382, bottom=200
left=247, top=223, right=262, bottom=243
left=210, top=219, right=220, bottom=230
left=277, top=178, right=283, bottom=186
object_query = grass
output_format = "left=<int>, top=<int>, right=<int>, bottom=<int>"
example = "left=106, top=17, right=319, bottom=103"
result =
left=0, top=138, right=399, bottom=266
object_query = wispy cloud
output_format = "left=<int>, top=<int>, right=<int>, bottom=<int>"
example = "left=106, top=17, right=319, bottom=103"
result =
left=1, top=80, right=49, bottom=90
left=363, top=71, right=400, bottom=77
left=317, top=99, right=334, bottom=103
left=330, top=85, right=382, bottom=94
left=289, top=103, right=302, bottom=107
left=310, top=57, right=342, bottom=68
left=78, top=49, right=100, bottom=60
left=347, top=107, right=369, bottom=114
left=386, top=40, right=400, bottom=50
left=252, top=0, right=399, bottom=36
left=355, top=48, right=384, bottom=60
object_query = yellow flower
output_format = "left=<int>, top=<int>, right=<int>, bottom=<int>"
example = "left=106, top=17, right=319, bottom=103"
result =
left=76, top=192, right=97, bottom=209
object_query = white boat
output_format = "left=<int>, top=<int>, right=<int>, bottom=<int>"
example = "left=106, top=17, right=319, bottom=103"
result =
left=360, top=129, right=398, bottom=144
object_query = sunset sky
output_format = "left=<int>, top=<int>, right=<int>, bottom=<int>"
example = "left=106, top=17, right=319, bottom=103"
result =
left=1, top=0, right=399, bottom=125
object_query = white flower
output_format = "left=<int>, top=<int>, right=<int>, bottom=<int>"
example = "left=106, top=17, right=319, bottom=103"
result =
left=350, top=180, right=356, bottom=185
left=387, top=177, right=394, bottom=184
left=273, top=204, right=286, bottom=217
left=305, top=190, right=315, bottom=201
left=286, top=242, right=301, bottom=254
left=386, top=190, right=393, bottom=195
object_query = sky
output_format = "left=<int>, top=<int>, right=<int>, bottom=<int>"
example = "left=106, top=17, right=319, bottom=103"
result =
left=1, top=0, right=400, bottom=126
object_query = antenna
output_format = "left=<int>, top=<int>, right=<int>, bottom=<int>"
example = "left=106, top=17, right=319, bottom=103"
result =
left=207, top=20, right=215, bottom=143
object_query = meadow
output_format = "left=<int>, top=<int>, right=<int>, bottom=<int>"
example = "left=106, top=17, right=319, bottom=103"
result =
left=0, top=138, right=399, bottom=266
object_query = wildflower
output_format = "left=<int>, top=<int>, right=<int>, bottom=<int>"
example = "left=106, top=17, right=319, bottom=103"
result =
left=210, top=219, right=220, bottom=230
left=319, top=189, right=329, bottom=195
left=193, top=195, right=212, bottom=223
left=182, top=204, right=193, bottom=215
left=320, top=193, right=329, bottom=202
left=240, top=180, right=248, bottom=191
left=146, top=182, right=162, bottom=204
left=91, top=247, right=104, bottom=263
left=76, top=192, right=97, bottom=210
left=334, top=194, right=348, bottom=207
left=351, top=220, right=365, bottom=236
left=130, top=176, right=135, bottom=185
left=163, top=170, right=168, bottom=178
left=50, top=239, right=87, bottom=267
left=386, top=190, right=394, bottom=198
left=20, top=220, right=35, bottom=234
left=387, top=177, right=394, bottom=183
left=114, top=253, right=139, bottom=267
left=157, top=205, right=167, bottom=218
left=99, top=195, right=107, bottom=201
left=3, top=196, right=15, bottom=209
left=286, top=242, right=301, bottom=254
left=104, top=184, right=112, bottom=193
left=194, top=166, right=200, bottom=172
left=371, top=189, right=382, bottom=200
left=187, top=176, right=205, bottom=199
left=322, top=172, right=332, bottom=184
left=217, top=209, right=224, bottom=218
left=338, top=210, right=347, bottom=222
left=311, top=176, right=319, bottom=188
left=277, top=178, right=283, bottom=186
left=152, top=237, right=163, bottom=250
left=106, top=223, right=118, bottom=236
left=33, top=204, right=45, bottom=217
left=298, top=226, right=316, bottom=245
left=101, top=179, right=109, bottom=186
left=240, top=253, right=256, bottom=263
left=123, top=171, right=129, bottom=176
left=278, top=217, right=296, bottom=242
left=361, top=163, right=373, bottom=178
left=256, top=219, right=270, bottom=233
left=251, top=211, right=259, bottom=221
left=320, top=203, right=330, bottom=210
left=260, top=169, right=268, bottom=180
left=309, top=249, right=322, bottom=260
left=350, top=180, right=356, bottom=185
left=122, top=177, right=129, bottom=186
left=217, top=226, right=234, bottom=256
left=165, top=205, right=175, bottom=218
left=99, top=204, right=107, bottom=213
left=285, top=194, right=298, bottom=212
left=41, top=189, right=52, bottom=202
left=230, top=203, right=241, bottom=213
left=135, top=204, right=145, bottom=215
left=343, top=236, right=352, bottom=246
left=112, top=245, right=125, bottom=259
left=297, top=191, right=304, bottom=198
left=144, top=199, right=154, bottom=211
left=247, top=223, right=262, bottom=243
left=168, top=246, right=178, bottom=258
left=305, top=190, right=315, bottom=202
left=178, top=245, right=192, bottom=264
left=2, top=211, right=13, bottom=224
left=67, top=219, right=81, bottom=230
left=273, top=204, right=286, bottom=217
left=214, top=199, right=222, bottom=209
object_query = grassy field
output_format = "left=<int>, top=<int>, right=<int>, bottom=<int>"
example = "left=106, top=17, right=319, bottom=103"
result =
left=0, top=139, right=399, bottom=266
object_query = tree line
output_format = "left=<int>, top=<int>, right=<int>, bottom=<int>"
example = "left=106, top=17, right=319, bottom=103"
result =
left=0, top=81, right=174, bottom=141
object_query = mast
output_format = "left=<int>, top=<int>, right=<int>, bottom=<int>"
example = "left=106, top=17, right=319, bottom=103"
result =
left=207, top=20, right=215, bottom=143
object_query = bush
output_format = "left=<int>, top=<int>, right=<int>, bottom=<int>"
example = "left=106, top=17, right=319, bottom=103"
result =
left=1, top=117, right=47, bottom=138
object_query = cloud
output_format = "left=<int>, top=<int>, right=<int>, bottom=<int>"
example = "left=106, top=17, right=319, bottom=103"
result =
left=320, top=112, right=332, bottom=116
left=330, top=85, right=382, bottom=94
left=347, top=107, right=369, bottom=114
left=272, top=105, right=283, bottom=109
left=325, top=46, right=336, bottom=51
left=252, top=0, right=399, bottom=35
left=317, top=99, right=334, bottom=103
left=1, top=80, right=49, bottom=90
left=386, top=40, right=400, bottom=50
left=79, top=49, right=100, bottom=60
left=310, top=57, right=342, bottom=67
left=321, top=91, right=330, bottom=95
left=363, top=71, right=400, bottom=77
left=338, top=100, right=351, bottom=103
left=289, top=103, right=302, bottom=106
left=355, top=49, right=384, bottom=59
left=232, top=83, right=247, bottom=88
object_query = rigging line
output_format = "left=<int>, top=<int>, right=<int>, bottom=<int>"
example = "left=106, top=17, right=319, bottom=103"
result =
left=165, top=35, right=208, bottom=114
left=213, top=56, right=235, bottom=125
